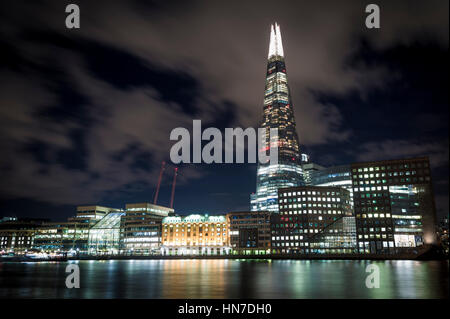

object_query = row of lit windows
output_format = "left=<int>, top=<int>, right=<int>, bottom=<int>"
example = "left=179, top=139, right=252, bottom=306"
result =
left=280, top=191, right=341, bottom=197
left=352, top=162, right=428, bottom=173
left=280, top=197, right=342, bottom=203
left=279, top=210, right=342, bottom=215
left=356, top=213, right=392, bottom=218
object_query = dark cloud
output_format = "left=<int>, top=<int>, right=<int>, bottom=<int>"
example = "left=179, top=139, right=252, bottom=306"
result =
left=0, top=0, right=448, bottom=219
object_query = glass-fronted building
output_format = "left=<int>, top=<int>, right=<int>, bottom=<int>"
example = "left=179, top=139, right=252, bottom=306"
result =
left=351, top=157, right=437, bottom=254
left=88, top=211, right=125, bottom=255
left=34, top=221, right=91, bottom=254
left=251, top=23, right=304, bottom=213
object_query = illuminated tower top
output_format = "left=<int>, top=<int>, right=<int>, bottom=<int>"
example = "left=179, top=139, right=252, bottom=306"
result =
left=268, top=22, right=284, bottom=58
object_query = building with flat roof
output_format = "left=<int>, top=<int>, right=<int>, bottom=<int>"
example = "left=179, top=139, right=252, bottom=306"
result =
left=272, top=186, right=352, bottom=254
left=120, top=203, right=174, bottom=255
left=161, top=214, right=230, bottom=256
left=227, top=211, right=271, bottom=255
left=351, top=157, right=437, bottom=254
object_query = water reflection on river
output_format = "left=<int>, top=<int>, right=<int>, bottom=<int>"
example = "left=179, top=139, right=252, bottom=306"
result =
left=0, top=259, right=448, bottom=298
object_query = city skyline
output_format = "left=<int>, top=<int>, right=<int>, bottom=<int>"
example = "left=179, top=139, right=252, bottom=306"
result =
left=0, top=1, right=448, bottom=222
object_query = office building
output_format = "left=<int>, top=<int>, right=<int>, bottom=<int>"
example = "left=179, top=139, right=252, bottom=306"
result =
left=227, top=211, right=271, bottom=255
left=272, top=186, right=352, bottom=254
left=120, top=203, right=174, bottom=255
left=351, top=157, right=437, bottom=254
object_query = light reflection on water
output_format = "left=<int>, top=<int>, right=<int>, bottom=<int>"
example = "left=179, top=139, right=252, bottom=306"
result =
left=0, top=259, right=448, bottom=299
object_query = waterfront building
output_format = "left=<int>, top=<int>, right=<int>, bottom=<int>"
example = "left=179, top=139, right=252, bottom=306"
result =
left=351, top=157, right=437, bottom=254
left=161, top=214, right=230, bottom=256
left=302, top=162, right=325, bottom=186
left=32, top=205, right=121, bottom=254
left=226, top=211, right=271, bottom=255
left=88, top=210, right=125, bottom=255
left=251, top=23, right=304, bottom=213
left=34, top=221, right=91, bottom=254
left=272, top=186, right=352, bottom=254
left=0, top=218, right=48, bottom=254
left=120, top=203, right=174, bottom=255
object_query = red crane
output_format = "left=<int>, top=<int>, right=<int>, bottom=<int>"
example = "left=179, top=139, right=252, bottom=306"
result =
left=153, top=161, right=166, bottom=205
left=170, top=167, right=178, bottom=209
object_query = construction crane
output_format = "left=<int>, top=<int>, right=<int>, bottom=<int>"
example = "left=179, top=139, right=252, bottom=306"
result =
left=170, top=167, right=178, bottom=209
left=153, top=161, right=166, bottom=205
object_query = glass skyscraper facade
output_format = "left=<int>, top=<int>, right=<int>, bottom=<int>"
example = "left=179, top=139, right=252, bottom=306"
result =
left=251, top=23, right=303, bottom=213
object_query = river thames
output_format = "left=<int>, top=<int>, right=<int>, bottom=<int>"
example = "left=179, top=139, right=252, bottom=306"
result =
left=0, top=259, right=448, bottom=298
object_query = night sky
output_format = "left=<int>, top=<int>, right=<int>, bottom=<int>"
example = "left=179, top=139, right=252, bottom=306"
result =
left=0, top=1, right=448, bottom=221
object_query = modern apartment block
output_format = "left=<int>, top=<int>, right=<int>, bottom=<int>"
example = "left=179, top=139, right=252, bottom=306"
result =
left=120, top=203, right=174, bottom=255
left=226, top=211, right=271, bottom=255
left=272, top=186, right=352, bottom=254
left=351, top=157, right=437, bottom=254
left=161, top=214, right=230, bottom=256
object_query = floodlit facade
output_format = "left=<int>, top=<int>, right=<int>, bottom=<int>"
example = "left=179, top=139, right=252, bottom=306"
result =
left=120, top=203, right=174, bottom=255
left=272, top=186, right=352, bottom=254
left=227, top=211, right=271, bottom=255
left=161, top=214, right=230, bottom=256
left=351, top=157, right=437, bottom=254
left=251, top=23, right=304, bottom=213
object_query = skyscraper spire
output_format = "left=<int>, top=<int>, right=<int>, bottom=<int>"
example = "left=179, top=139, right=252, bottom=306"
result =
left=251, top=23, right=303, bottom=213
left=268, top=22, right=284, bottom=58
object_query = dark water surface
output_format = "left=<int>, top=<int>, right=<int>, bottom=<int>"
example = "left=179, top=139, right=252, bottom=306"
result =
left=0, top=259, right=448, bottom=298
